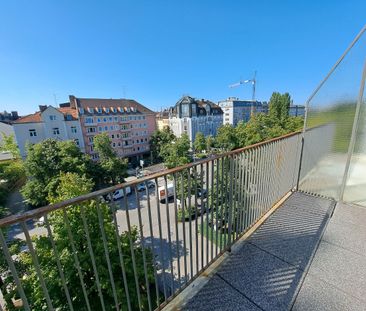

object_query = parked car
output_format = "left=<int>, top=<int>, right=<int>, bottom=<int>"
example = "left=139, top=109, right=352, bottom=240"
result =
left=147, top=180, right=156, bottom=188
left=112, top=187, right=132, bottom=200
left=136, top=183, right=146, bottom=192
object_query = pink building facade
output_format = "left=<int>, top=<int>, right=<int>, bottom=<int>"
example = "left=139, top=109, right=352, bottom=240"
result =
left=69, top=95, right=156, bottom=162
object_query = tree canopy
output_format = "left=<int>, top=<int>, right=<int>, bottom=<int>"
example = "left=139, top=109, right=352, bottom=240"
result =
left=160, top=133, right=191, bottom=169
left=0, top=134, right=20, bottom=159
left=193, top=132, right=206, bottom=153
left=149, top=127, right=176, bottom=163
left=3, top=172, right=155, bottom=310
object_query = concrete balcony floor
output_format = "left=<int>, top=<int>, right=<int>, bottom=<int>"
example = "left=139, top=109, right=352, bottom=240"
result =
left=176, top=192, right=366, bottom=311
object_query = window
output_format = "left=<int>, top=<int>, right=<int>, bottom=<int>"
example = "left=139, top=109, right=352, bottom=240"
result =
left=110, top=126, right=113, bottom=130
left=90, top=145, right=94, bottom=152
left=97, top=107, right=102, bottom=113
left=109, top=117, right=112, bottom=122
left=49, top=115, right=56, bottom=121
left=74, top=139, right=80, bottom=146
left=71, top=126, right=77, bottom=133
left=85, top=117, right=94, bottom=124
left=142, top=116, right=145, bottom=120
left=97, top=118, right=101, bottom=123
left=98, top=126, right=103, bottom=131
left=88, top=137, right=94, bottom=143
left=87, top=127, right=96, bottom=133
left=105, top=108, right=110, bottom=113
left=103, top=118, right=107, bottom=122
left=53, top=127, right=60, bottom=135
left=116, top=134, right=120, bottom=139
left=88, top=107, right=94, bottom=113
left=29, top=129, right=37, bottom=137
left=79, top=108, right=84, bottom=114
left=111, top=134, right=115, bottom=139
left=112, top=142, right=116, bottom=147
left=114, top=117, right=118, bottom=122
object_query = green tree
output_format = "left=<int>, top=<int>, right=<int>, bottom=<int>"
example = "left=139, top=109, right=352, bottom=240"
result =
left=193, top=132, right=206, bottom=153
left=21, top=139, right=90, bottom=206
left=3, top=172, right=156, bottom=310
left=149, top=128, right=176, bottom=163
left=93, top=133, right=127, bottom=186
left=215, top=124, right=238, bottom=151
left=160, top=133, right=191, bottom=169
left=206, top=135, right=215, bottom=154
left=268, top=92, right=291, bottom=126
left=0, top=134, right=20, bottom=159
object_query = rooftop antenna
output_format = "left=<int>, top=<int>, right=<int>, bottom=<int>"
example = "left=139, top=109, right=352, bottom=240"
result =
left=229, top=71, right=257, bottom=115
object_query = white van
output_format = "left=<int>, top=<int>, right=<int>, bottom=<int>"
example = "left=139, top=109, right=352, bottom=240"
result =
left=158, top=183, right=174, bottom=203
left=112, top=187, right=132, bottom=200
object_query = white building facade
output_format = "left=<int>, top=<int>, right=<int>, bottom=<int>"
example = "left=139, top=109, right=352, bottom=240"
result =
left=169, top=96, right=223, bottom=142
left=218, top=98, right=264, bottom=126
left=13, top=105, right=85, bottom=158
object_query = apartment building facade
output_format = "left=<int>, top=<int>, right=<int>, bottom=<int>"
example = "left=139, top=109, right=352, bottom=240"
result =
left=69, top=95, right=156, bottom=161
left=13, top=105, right=85, bottom=157
left=218, top=98, right=264, bottom=126
left=169, top=96, right=223, bottom=142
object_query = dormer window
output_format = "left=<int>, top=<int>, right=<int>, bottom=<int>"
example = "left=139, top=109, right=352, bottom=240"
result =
left=79, top=108, right=84, bottom=114
left=118, top=107, right=124, bottom=113
left=111, top=107, right=117, bottom=113
left=104, top=107, right=110, bottom=113
left=96, top=107, right=102, bottom=113
left=87, top=107, right=94, bottom=114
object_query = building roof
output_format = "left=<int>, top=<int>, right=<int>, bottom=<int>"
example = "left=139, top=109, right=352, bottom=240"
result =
left=70, top=96, right=155, bottom=115
left=13, top=106, right=78, bottom=124
left=170, top=96, right=223, bottom=118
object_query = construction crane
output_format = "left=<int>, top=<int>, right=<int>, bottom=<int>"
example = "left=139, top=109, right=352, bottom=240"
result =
left=229, top=71, right=257, bottom=115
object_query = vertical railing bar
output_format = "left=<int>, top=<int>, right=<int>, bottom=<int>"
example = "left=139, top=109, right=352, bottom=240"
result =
left=232, top=154, right=238, bottom=241
left=242, top=152, right=248, bottom=232
left=238, top=152, right=244, bottom=235
left=193, top=166, right=199, bottom=274
left=96, top=203, right=120, bottom=311
left=205, top=162, right=209, bottom=266
left=0, top=230, right=31, bottom=311
left=256, top=146, right=264, bottom=217
left=144, top=180, right=161, bottom=310
left=187, top=169, right=193, bottom=279
left=172, top=174, right=182, bottom=289
left=79, top=205, right=106, bottom=311
left=154, top=177, right=168, bottom=300
left=222, top=156, right=228, bottom=248
left=180, top=172, right=188, bottom=284
left=134, top=186, right=152, bottom=311
left=235, top=154, right=241, bottom=240
left=249, top=150, right=256, bottom=226
left=122, top=187, right=143, bottom=310
left=44, top=215, right=74, bottom=311
left=262, top=144, right=271, bottom=215
left=227, top=155, right=234, bottom=247
left=21, top=221, right=54, bottom=311
left=62, top=209, right=92, bottom=311
left=110, top=201, right=133, bottom=311
left=215, top=158, right=220, bottom=256
left=269, top=142, right=276, bottom=207
left=210, top=158, right=215, bottom=261
left=253, top=147, right=261, bottom=222
left=163, top=175, right=175, bottom=295
left=199, top=163, right=204, bottom=271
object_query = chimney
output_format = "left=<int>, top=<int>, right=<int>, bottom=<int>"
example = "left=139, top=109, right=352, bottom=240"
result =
left=69, top=95, right=77, bottom=108
left=39, top=105, right=47, bottom=112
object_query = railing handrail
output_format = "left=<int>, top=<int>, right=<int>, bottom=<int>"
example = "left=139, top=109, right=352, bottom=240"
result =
left=0, top=130, right=301, bottom=228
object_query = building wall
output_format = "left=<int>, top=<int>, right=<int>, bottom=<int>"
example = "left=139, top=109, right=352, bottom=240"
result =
left=13, top=106, right=85, bottom=157
left=156, top=118, right=169, bottom=131
left=0, top=122, right=15, bottom=146
left=169, top=114, right=223, bottom=142
left=78, top=107, right=156, bottom=161
left=13, top=122, right=46, bottom=157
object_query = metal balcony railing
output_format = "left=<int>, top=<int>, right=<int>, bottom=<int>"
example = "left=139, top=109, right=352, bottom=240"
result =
left=0, top=129, right=326, bottom=311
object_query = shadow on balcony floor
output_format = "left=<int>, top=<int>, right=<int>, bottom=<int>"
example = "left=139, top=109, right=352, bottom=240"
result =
left=180, top=192, right=366, bottom=311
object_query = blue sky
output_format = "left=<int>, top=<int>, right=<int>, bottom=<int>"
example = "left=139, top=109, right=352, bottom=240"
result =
left=0, top=0, right=365, bottom=115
